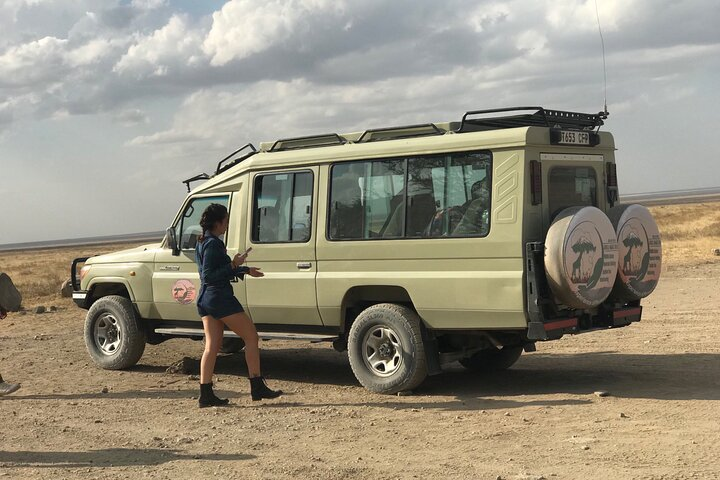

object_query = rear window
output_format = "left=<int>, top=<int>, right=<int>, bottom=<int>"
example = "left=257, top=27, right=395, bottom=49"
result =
left=547, top=166, right=597, bottom=219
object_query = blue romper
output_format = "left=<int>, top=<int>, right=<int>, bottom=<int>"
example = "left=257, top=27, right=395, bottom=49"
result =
left=195, top=233, right=250, bottom=319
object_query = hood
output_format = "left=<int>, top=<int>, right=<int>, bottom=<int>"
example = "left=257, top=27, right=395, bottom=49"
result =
left=86, top=243, right=160, bottom=264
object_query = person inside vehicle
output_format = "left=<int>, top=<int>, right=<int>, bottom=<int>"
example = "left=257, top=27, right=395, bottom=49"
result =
left=452, top=178, right=490, bottom=236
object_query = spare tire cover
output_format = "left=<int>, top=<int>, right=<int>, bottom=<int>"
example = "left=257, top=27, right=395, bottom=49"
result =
left=608, top=204, right=662, bottom=301
left=545, top=206, right=619, bottom=309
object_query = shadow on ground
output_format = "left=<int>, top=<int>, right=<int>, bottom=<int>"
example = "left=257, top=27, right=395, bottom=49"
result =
left=0, top=448, right=253, bottom=468
left=4, top=349, right=718, bottom=406
left=213, top=348, right=720, bottom=401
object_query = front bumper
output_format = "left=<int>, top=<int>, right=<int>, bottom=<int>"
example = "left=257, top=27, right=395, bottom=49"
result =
left=72, top=291, right=89, bottom=309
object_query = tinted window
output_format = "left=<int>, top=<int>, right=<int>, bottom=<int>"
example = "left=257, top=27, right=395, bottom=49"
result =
left=328, top=151, right=491, bottom=240
left=548, top=166, right=597, bottom=219
left=252, top=171, right=313, bottom=243
left=178, top=195, right=230, bottom=250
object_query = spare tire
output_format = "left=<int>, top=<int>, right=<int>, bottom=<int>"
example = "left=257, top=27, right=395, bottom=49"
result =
left=608, top=204, right=662, bottom=301
left=545, top=206, right=619, bottom=309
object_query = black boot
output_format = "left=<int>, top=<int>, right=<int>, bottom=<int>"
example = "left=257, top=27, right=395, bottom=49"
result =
left=249, top=376, right=282, bottom=401
left=198, top=382, right=229, bottom=408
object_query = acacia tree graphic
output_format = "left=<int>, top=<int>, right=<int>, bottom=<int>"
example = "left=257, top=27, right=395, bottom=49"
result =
left=571, top=238, right=597, bottom=283
left=622, top=234, right=644, bottom=274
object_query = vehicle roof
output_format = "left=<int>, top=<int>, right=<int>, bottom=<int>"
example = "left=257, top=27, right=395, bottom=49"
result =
left=191, top=125, right=615, bottom=195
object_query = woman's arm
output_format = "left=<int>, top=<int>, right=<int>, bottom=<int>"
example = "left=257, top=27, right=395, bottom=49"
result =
left=201, top=239, right=248, bottom=283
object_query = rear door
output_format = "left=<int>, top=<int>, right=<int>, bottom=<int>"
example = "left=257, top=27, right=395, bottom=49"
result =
left=243, top=168, right=322, bottom=326
left=540, top=153, right=605, bottom=228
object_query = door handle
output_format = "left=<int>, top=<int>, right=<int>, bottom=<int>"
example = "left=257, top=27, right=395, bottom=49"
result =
left=296, top=262, right=312, bottom=270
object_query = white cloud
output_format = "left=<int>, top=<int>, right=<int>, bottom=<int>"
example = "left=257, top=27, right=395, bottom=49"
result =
left=467, top=2, right=511, bottom=32
left=114, top=108, right=149, bottom=126
left=114, top=15, right=204, bottom=77
left=0, top=36, right=68, bottom=86
left=131, top=0, right=167, bottom=10
left=545, top=0, right=625, bottom=32
left=203, top=0, right=346, bottom=66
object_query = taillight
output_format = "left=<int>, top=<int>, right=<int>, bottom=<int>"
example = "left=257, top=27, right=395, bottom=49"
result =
left=606, top=162, right=618, bottom=205
left=530, top=160, right=542, bottom=205
left=606, top=162, right=618, bottom=187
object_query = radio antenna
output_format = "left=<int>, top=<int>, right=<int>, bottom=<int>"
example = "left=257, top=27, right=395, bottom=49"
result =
left=595, top=0, right=610, bottom=118
left=594, top=0, right=609, bottom=119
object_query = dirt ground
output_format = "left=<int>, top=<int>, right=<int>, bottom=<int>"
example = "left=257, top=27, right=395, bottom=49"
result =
left=1, top=260, right=719, bottom=479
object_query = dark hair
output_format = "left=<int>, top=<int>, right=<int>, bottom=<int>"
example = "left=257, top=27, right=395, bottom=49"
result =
left=199, top=203, right=228, bottom=240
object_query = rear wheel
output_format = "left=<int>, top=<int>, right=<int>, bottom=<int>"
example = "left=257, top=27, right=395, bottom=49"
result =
left=84, top=295, right=146, bottom=370
left=348, top=303, right=427, bottom=394
left=459, top=346, right=523, bottom=372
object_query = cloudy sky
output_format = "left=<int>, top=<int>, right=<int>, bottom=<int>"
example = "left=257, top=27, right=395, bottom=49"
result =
left=1, top=0, right=718, bottom=245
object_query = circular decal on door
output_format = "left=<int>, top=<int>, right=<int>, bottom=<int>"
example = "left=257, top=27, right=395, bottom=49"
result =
left=172, top=279, right=196, bottom=305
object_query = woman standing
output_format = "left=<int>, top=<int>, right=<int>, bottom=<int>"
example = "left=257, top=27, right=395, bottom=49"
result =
left=195, top=203, right=282, bottom=407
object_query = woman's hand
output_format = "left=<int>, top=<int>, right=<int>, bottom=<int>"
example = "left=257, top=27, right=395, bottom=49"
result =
left=232, top=252, right=248, bottom=269
left=247, top=267, right=264, bottom=278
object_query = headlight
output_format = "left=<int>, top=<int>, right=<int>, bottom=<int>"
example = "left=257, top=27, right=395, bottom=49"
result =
left=79, top=265, right=92, bottom=282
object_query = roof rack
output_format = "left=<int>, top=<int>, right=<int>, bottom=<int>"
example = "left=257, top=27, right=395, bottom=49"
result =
left=182, top=173, right=210, bottom=192
left=216, top=143, right=257, bottom=175
left=269, top=133, right=346, bottom=152
left=357, top=123, right=445, bottom=143
left=457, top=106, right=606, bottom=133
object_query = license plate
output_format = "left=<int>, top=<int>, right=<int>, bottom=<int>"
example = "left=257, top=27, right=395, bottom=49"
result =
left=558, top=130, right=590, bottom=145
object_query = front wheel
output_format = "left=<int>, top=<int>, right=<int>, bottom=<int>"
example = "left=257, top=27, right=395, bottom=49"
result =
left=348, top=303, right=427, bottom=394
left=459, top=346, right=523, bottom=372
left=84, top=295, right=146, bottom=370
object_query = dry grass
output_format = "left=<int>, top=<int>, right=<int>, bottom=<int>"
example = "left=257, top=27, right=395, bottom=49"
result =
left=649, top=201, right=720, bottom=268
left=0, top=201, right=718, bottom=307
left=0, top=242, right=146, bottom=306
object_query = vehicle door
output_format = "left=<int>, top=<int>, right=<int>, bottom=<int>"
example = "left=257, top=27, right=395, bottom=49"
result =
left=151, top=194, right=231, bottom=321
left=243, top=168, right=322, bottom=325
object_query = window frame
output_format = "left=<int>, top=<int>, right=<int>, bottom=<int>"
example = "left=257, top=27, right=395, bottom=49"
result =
left=250, top=169, right=315, bottom=244
left=175, top=193, right=232, bottom=252
left=326, top=149, right=493, bottom=242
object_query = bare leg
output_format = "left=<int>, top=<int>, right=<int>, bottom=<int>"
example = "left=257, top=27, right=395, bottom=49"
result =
left=200, top=315, right=224, bottom=384
left=218, top=312, right=261, bottom=377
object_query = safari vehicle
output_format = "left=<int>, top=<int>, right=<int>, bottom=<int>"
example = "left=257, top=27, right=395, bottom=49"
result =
left=72, top=106, right=662, bottom=394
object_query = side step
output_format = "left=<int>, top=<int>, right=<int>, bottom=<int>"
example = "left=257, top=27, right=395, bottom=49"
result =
left=154, top=327, right=338, bottom=343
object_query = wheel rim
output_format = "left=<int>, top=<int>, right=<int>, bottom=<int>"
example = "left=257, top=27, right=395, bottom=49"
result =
left=361, top=325, right=403, bottom=377
left=94, top=313, right=122, bottom=355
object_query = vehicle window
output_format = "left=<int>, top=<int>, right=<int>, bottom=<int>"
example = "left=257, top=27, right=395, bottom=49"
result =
left=328, top=151, right=491, bottom=240
left=426, top=152, right=491, bottom=237
left=548, top=166, right=597, bottom=220
left=178, top=195, right=230, bottom=250
left=252, top=171, right=313, bottom=243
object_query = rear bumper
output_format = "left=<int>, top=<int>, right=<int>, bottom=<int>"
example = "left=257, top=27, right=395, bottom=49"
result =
left=525, top=241, right=643, bottom=341
left=527, top=305, right=642, bottom=341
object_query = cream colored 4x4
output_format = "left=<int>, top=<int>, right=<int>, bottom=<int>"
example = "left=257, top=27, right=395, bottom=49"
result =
left=72, top=107, right=662, bottom=394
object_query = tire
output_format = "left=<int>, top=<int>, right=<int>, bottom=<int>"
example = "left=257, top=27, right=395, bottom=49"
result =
left=544, top=206, right=619, bottom=308
left=347, top=303, right=428, bottom=394
left=84, top=295, right=146, bottom=370
left=220, top=337, right=245, bottom=354
left=607, top=204, right=662, bottom=301
left=459, top=346, right=523, bottom=372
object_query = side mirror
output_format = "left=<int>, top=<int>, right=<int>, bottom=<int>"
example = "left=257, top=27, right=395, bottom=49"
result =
left=166, top=226, right=180, bottom=256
